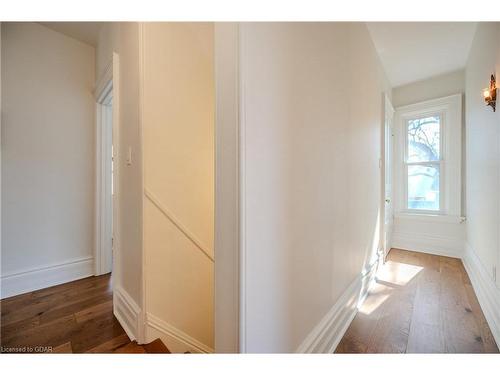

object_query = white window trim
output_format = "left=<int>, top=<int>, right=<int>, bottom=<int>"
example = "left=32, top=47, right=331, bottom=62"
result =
left=394, top=94, right=462, bottom=218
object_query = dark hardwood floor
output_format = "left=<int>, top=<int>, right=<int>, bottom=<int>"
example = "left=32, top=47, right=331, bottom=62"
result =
left=0, top=274, right=168, bottom=353
left=336, top=248, right=499, bottom=353
left=3, top=249, right=496, bottom=354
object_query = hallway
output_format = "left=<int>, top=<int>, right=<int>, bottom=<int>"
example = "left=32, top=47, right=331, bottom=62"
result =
left=1, top=20, right=500, bottom=358
left=336, top=249, right=499, bottom=353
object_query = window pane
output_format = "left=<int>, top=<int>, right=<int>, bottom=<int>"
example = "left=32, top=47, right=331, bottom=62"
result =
left=408, top=165, right=440, bottom=210
left=407, top=116, right=440, bottom=162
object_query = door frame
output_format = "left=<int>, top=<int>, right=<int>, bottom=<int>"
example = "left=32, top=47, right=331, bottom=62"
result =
left=94, top=59, right=115, bottom=276
left=382, top=93, right=395, bottom=259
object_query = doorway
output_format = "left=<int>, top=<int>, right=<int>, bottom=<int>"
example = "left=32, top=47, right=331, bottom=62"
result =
left=95, top=79, right=114, bottom=276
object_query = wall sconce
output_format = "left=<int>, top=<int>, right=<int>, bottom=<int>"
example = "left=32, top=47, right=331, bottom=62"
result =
left=483, top=74, right=497, bottom=112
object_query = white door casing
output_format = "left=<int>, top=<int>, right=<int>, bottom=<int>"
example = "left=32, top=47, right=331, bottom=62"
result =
left=383, top=94, right=395, bottom=257
left=94, top=61, right=114, bottom=276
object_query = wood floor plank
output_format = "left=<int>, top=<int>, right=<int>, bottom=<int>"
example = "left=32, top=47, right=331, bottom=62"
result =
left=1, top=274, right=171, bottom=354
left=85, top=334, right=131, bottom=353
left=74, top=300, right=113, bottom=324
left=1, top=315, right=41, bottom=341
left=143, top=338, right=171, bottom=354
left=464, top=283, right=499, bottom=353
left=335, top=282, right=391, bottom=353
left=407, top=321, right=445, bottom=353
left=67, top=311, right=126, bottom=353
left=1, top=298, right=55, bottom=327
left=367, top=250, right=419, bottom=353
left=406, top=264, right=444, bottom=353
left=336, top=248, right=499, bottom=354
left=364, top=286, right=416, bottom=353
left=1, top=280, right=112, bottom=326
left=1, top=275, right=126, bottom=354
left=438, top=255, right=486, bottom=353
left=37, top=290, right=112, bottom=325
left=114, top=342, right=147, bottom=354
left=1, top=314, right=78, bottom=349
left=52, top=342, right=73, bottom=353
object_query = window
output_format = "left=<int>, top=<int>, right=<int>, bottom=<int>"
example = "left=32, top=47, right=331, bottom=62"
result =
left=405, top=115, right=442, bottom=211
left=394, top=94, right=462, bottom=219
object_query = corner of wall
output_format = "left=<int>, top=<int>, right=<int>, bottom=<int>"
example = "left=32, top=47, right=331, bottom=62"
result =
left=462, top=242, right=500, bottom=348
left=114, top=285, right=143, bottom=342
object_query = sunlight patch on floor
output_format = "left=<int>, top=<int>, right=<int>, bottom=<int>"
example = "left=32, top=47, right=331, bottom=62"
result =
left=357, top=258, right=423, bottom=316
left=357, top=283, right=391, bottom=315
left=377, top=260, right=423, bottom=286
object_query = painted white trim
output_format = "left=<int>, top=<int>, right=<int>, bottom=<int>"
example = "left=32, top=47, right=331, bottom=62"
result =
left=94, top=64, right=114, bottom=277
left=114, top=285, right=142, bottom=342
left=463, top=242, right=500, bottom=347
left=145, top=313, right=214, bottom=353
left=295, top=257, right=380, bottom=353
left=94, top=59, right=113, bottom=101
left=394, top=212, right=465, bottom=224
left=1, top=257, right=93, bottom=299
left=214, top=22, right=241, bottom=353
left=392, top=231, right=463, bottom=259
left=394, top=94, right=462, bottom=217
left=138, top=23, right=147, bottom=346
left=111, top=52, right=121, bottom=290
left=94, top=100, right=113, bottom=276
left=144, top=188, right=214, bottom=263
left=238, top=23, right=248, bottom=353
left=383, top=93, right=395, bottom=257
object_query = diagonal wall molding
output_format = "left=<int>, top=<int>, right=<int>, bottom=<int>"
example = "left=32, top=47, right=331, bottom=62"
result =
left=144, top=187, right=214, bottom=263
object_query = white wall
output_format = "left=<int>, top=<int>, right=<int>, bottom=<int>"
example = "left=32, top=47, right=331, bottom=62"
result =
left=115, top=22, right=144, bottom=305
left=462, top=22, right=500, bottom=347
left=141, top=23, right=214, bottom=352
left=1, top=23, right=95, bottom=297
left=392, top=69, right=465, bottom=107
left=239, top=22, right=390, bottom=353
left=465, top=22, right=500, bottom=287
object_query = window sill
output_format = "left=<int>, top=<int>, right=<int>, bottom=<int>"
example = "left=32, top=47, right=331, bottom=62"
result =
left=394, top=212, right=465, bottom=224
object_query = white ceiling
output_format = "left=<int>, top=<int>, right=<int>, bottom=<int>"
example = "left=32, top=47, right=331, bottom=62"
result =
left=367, top=22, right=477, bottom=87
left=39, top=22, right=105, bottom=47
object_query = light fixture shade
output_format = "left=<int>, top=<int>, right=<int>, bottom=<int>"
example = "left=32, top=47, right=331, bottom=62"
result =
left=484, top=74, right=496, bottom=112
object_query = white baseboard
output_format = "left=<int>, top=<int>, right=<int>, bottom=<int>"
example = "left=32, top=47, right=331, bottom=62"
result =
left=295, top=256, right=380, bottom=353
left=392, top=231, right=463, bottom=259
left=0, top=257, right=94, bottom=299
left=114, top=286, right=142, bottom=342
left=145, top=313, right=214, bottom=353
left=462, top=242, right=500, bottom=348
